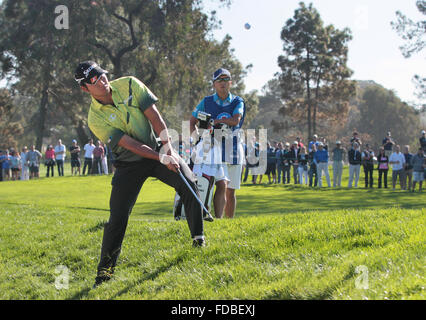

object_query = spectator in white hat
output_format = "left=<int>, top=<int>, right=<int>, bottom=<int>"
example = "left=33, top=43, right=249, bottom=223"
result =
left=308, top=134, right=319, bottom=153
left=348, top=142, right=362, bottom=188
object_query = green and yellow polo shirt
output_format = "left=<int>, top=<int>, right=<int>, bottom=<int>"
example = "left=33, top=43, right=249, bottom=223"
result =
left=88, top=76, right=158, bottom=162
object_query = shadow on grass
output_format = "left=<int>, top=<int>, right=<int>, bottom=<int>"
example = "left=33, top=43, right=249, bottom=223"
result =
left=66, top=206, right=110, bottom=213
left=83, top=220, right=107, bottom=233
left=66, top=243, right=188, bottom=300
left=68, top=287, right=92, bottom=300
left=236, top=187, right=425, bottom=216
left=130, top=202, right=174, bottom=219
left=108, top=251, right=189, bottom=299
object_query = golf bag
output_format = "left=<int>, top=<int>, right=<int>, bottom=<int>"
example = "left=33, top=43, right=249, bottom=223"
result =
left=173, top=172, right=215, bottom=221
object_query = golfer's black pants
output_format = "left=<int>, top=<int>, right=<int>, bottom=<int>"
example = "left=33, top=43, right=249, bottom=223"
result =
left=97, top=158, right=204, bottom=272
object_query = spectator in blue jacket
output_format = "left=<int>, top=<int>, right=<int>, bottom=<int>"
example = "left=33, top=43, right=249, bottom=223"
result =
left=0, top=149, right=11, bottom=181
left=275, top=142, right=284, bottom=184
left=314, top=142, right=331, bottom=187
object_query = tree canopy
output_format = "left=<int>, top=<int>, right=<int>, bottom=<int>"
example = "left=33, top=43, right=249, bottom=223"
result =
left=276, top=2, right=356, bottom=141
left=0, top=0, right=254, bottom=149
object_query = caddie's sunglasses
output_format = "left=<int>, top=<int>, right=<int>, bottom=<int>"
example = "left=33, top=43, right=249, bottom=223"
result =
left=215, top=77, right=231, bottom=83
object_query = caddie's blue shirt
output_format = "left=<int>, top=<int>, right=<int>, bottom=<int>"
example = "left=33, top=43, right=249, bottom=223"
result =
left=192, top=93, right=244, bottom=119
left=192, top=92, right=245, bottom=165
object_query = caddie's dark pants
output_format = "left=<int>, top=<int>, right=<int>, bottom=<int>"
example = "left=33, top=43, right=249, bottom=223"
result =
left=97, top=157, right=204, bottom=273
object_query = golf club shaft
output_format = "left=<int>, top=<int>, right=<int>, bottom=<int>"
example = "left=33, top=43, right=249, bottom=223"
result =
left=177, top=169, right=213, bottom=218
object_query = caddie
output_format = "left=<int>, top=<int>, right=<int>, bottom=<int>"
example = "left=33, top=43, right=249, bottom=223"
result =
left=190, top=68, right=245, bottom=219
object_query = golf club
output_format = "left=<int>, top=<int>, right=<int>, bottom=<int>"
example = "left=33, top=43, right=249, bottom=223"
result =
left=177, top=168, right=214, bottom=222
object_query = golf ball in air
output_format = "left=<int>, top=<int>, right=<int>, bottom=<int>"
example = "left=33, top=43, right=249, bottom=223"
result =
left=244, top=23, right=251, bottom=30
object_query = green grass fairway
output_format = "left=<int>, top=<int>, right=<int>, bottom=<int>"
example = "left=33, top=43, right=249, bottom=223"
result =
left=0, top=167, right=425, bottom=300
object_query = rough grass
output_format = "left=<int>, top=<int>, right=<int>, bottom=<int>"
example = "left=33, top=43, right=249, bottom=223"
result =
left=0, top=166, right=424, bottom=300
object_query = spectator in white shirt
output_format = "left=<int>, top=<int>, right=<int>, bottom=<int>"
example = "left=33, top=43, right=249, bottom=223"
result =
left=20, top=146, right=30, bottom=181
left=389, top=145, right=406, bottom=190
left=54, top=139, right=66, bottom=176
left=83, top=138, right=95, bottom=175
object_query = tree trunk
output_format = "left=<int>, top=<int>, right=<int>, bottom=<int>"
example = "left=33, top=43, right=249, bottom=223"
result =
left=313, top=75, right=322, bottom=137
left=112, top=57, right=122, bottom=78
left=35, top=82, right=48, bottom=151
left=76, top=120, right=89, bottom=145
left=306, top=80, right=312, bottom=140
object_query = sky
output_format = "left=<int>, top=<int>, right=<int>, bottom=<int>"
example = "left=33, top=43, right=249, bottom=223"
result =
left=203, top=0, right=425, bottom=105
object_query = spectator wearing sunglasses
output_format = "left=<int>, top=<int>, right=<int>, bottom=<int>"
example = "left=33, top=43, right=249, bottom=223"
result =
left=190, top=68, right=246, bottom=219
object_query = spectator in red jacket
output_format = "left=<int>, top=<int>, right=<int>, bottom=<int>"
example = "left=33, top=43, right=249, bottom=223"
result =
left=92, top=140, right=105, bottom=175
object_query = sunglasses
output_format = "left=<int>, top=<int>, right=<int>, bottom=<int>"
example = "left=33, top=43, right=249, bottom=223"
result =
left=75, top=73, right=104, bottom=86
left=215, top=77, right=231, bottom=83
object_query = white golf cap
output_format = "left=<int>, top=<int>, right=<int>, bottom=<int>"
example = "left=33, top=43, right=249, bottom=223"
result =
left=422, top=130, right=425, bottom=134
left=318, top=142, right=324, bottom=146
left=336, top=140, right=341, bottom=144
left=285, top=142, right=290, bottom=146
left=72, top=139, right=77, bottom=143
left=313, top=134, right=318, bottom=138
left=293, top=141, right=298, bottom=145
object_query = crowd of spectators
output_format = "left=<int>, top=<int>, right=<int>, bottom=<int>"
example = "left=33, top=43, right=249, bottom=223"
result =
left=243, top=130, right=426, bottom=192
left=0, top=138, right=115, bottom=181
left=1, top=131, right=426, bottom=193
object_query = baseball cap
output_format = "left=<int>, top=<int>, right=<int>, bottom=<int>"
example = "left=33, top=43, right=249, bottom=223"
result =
left=74, top=61, right=108, bottom=86
left=336, top=140, right=341, bottom=144
left=422, top=130, right=425, bottom=134
left=313, top=134, right=318, bottom=138
left=212, top=68, right=231, bottom=82
left=285, top=142, right=290, bottom=146
left=72, top=139, right=77, bottom=143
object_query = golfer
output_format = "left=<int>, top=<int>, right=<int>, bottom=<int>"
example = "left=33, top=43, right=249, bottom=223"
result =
left=74, top=61, right=206, bottom=288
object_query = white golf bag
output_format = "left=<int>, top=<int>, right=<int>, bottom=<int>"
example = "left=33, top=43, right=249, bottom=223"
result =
left=173, top=131, right=220, bottom=221
left=173, top=172, right=215, bottom=221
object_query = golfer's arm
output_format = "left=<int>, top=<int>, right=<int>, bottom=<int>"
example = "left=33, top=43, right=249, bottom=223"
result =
left=117, top=135, right=160, bottom=161
left=144, top=104, right=172, bottom=147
